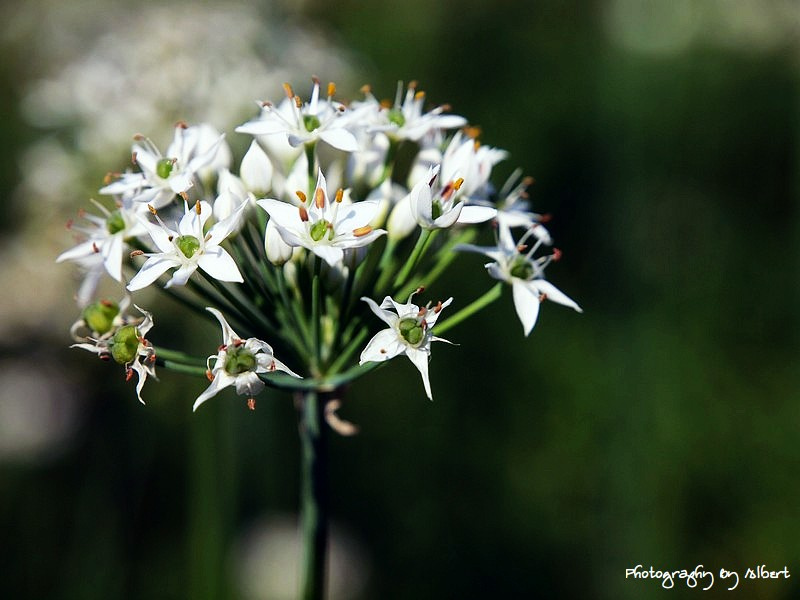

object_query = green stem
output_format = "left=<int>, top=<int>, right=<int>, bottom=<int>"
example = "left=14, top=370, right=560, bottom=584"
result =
left=394, top=229, right=435, bottom=291
left=434, top=282, right=503, bottom=336
left=153, top=346, right=206, bottom=366
left=298, top=389, right=328, bottom=600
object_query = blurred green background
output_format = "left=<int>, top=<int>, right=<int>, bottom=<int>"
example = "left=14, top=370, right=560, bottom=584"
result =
left=0, top=0, right=798, bottom=598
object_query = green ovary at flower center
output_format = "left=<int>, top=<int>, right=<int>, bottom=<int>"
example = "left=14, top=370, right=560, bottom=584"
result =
left=309, top=219, right=332, bottom=242
left=106, top=210, right=126, bottom=234
left=303, top=114, right=321, bottom=132
left=398, top=317, right=425, bottom=347
left=224, top=345, right=256, bottom=375
left=176, top=235, right=201, bottom=259
left=82, top=300, right=119, bottom=335
left=509, top=257, right=535, bottom=280
left=110, top=325, right=139, bottom=364
left=431, top=200, right=443, bottom=221
left=156, top=158, right=174, bottom=179
left=387, top=108, right=406, bottom=128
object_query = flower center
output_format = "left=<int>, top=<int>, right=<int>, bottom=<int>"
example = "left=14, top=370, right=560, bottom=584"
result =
left=309, top=219, right=332, bottom=242
left=387, top=108, right=406, bottom=128
left=176, top=235, right=201, bottom=259
left=398, top=317, right=425, bottom=347
left=156, top=158, right=174, bottom=179
left=110, top=325, right=139, bottom=364
left=224, top=344, right=257, bottom=375
left=509, top=256, right=535, bottom=280
left=106, top=210, right=126, bottom=235
left=82, top=299, right=119, bottom=335
left=303, top=114, right=321, bottom=132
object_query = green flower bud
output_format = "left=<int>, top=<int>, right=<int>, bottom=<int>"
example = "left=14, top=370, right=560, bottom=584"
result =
left=82, top=300, right=120, bottom=335
left=106, top=210, right=126, bottom=235
left=156, top=158, right=174, bottom=179
left=398, top=317, right=425, bottom=347
left=303, top=114, right=321, bottom=133
left=224, top=345, right=256, bottom=375
left=309, top=219, right=330, bottom=242
left=110, top=325, right=140, bottom=364
left=509, top=257, right=535, bottom=280
left=387, top=108, right=406, bottom=128
left=176, top=235, right=201, bottom=259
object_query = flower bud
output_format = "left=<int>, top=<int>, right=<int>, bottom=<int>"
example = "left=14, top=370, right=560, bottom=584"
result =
left=386, top=192, right=417, bottom=241
left=264, top=219, right=293, bottom=266
left=240, top=140, right=273, bottom=195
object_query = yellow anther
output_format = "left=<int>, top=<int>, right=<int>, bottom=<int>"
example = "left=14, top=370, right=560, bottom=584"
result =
left=148, top=204, right=157, bottom=215
left=360, top=84, right=372, bottom=95
left=315, top=187, right=325, bottom=208
left=296, top=190, right=307, bottom=203
left=453, top=177, right=464, bottom=191
left=335, top=188, right=344, bottom=203
left=464, top=126, right=482, bottom=139
left=294, top=95, right=302, bottom=108
left=283, top=83, right=294, bottom=99
left=414, top=90, right=426, bottom=101
left=352, top=225, right=373, bottom=237
left=195, top=200, right=202, bottom=215
left=327, top=82, right=336, bottom=97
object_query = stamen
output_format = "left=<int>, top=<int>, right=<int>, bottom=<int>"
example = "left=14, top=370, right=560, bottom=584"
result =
left=131, top=151, right=138, bottom=164
left=92, top=242, right=100, bottom=253
left=247, top=398, right=256, bottom=411
left=298, top=205, right=309, bottom=222
left=206, top=370, right=214, bottom=381
left=327, top=82, right=336, bottom=98
left=434, top=301, right=443, bottom=313
left=453, top=177, right=464, bottom=191
left=294, top=95, right=302, bottom=109
left=296, top=190, right=307, bottom=203
left=352, top=225, right=373, bottom=237
left=414, top=90, right=426, bottom=101
left=66, top=219, right=74, bottom=230
left=334, top=188, right=344, bottom=203
left=130, top=250, right=144, bottom=258
left=179, top=191, right=189, bottom=202
left=552, top=248, right=562, bottom=261
left=417, top=307, right=427, bottom=317
left=463, top=126, right=482, bottom=139
left=175, top=120, right=188, bottom=129
left=133, top=134, right=145, bottom=141
left=194, top=200, right=202, bottom=215
left=283, top=83, right=294, bottom=99
left=539, top=293, right=548, bottom=303
left=148, top=205, right=157, bottom=215
left=315, top=187, right=325, bottom=209
left=360, top=84, right=372, bottom=95
left=125, top=368, right=134, bottom=382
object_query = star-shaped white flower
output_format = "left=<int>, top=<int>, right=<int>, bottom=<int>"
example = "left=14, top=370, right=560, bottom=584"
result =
left=72, top=304, right=157, bottom=403
left=194, top=308, right=301, bottom=411
left=236, top=79, right=359, bottom=152
left=358, top=293, right=453, bottom=400
left=127, top=200, right=244, bottom=291
left=457, top=224, right=581, bottom=336
left=257, top=169, right=386, bottom=267
left=101, top=123, right=226, bottom=208
left=408, top=165, right=497, bottom=229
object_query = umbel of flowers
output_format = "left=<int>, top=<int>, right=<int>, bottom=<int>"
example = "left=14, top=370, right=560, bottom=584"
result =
left=58, top=77, right=581, bottom=598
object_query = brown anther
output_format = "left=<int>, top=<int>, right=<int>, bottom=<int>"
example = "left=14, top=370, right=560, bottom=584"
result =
left=233, top=339, right=244, bottom=347
left=167, top=235, right=174, bottom=241
left=552, top=248, right=562, bottom=261
left=523, top=176, right=535, bottom=186
left=380, top=348, right=387, bottom=354
left=92, top=242, right=100, bottom=254
left=78, top=208, right=87, bottom=218
left=148, top=354, right=156, bottom=363
left=334, top=188, right=344, bottom=203
left=464, top=126, right=482, bottom=139
left=539, top=213, right=552, bottom=223
left=314, top=187, right=325, bottom=209
left=434, top=300, right=443, bottom=313
left=218, top=344, right=227, bottom=351
left=311, top=75, right=320, bottom=85
left=417, top=307, right=427, bottom=317
left=179, top=191, right=189, bottom=202
left=261, top=100, right=272, bottom=108
left=360, top=84, right=372, bottom=95
left=103, top=172, right=115, bottom=185
left=379, top=99, right=392, bottom=109
left=130, top=250, right=144, bottom=258
left=100, top=299, right=114, bottom=307
left=296, top=190, right=307, bottom=203
left=539, top=293, right=548, bottom=303
left=283, top=83, right=294, bottom=98
left=133, top=133, right=145, bottom=141
left=352, top=225, right=373, bottom=237
left=131, top=151, right=138, bottom=165
left=298, top=205, right=309, bottom=222
left=125, top=368, right=134, bottom=382
left=269, top=362, right=276, bottom=371
left=99, top=353, right=111, bottom=362
left=421, top=319, right=428, bottom=330
left=194, top=200, right=202, bottom=215
left=66, top=218, right=74, bottom=230
left=408, top=80, right=418, bottom=90
left=440, top=103, right=452, bottom=112
left=415, top=286, right=426, bottom=295
left=327, top=81, right=336, bottom=97
left=247, top=398, right=256, bottom=411
left=294, top=95, right=302, bottom=109
left=148, top=204, right=157, bottom=215
left=206, top=370, right=214, bottom=381
left=175, top=120, right=188, bottom=129
left=517, top=244, right=528, bottom=252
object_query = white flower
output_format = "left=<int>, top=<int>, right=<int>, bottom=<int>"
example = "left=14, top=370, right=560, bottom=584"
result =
left=358, top=293, right=453, bottom=400
left=408, top=165, right=497, bottom=229
left=236, top=79, right=359, bottom=152
left=127, top=200, right=244, bottom=291
left=101, top=123, right=225, bottom=208
left=57, top=199, right=147, bottom=283
left=457, top=224, right=581, bottom=336
left=194, top=308, right=301, bottom=411
left=356, top=81, right=467, bottom=142
left=257, top=169, right=386, bottom=267
left=72, top=305, right=157, bottom=404
left=239, top=140, right=274, bottom=195
left=440, top=131, right=508, bottom=202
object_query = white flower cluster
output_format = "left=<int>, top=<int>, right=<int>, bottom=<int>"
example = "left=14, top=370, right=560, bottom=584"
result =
left=59, top=79, right=581, bottom=409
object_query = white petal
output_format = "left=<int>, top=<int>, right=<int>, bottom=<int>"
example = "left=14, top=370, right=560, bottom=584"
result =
left=456, top=205, right=497, bottom=224
left=206, top=307, right=240, bottom=345
left=165, top=264, right=197, bottom=288
left=534, top=280, right=582, bottom=312
left=405, top=347, right=433, bottom=400
left=361, top=296, right=398, bottom=327
left=318, top=128, right=360, bottom=152
left=335, top=200, right=379, bottom=232
left=359, top=329, right=405, bottom=363
left=512, top=279, right=541, bottom=336
left=56, top=240, right=97, bottom=263
left=310, top=244, right=344, bottom=267
left=408, top=179, right=433, bottom=226
left=127, top=256, right=177, bottom=291
left=207, top=201, right=247, bottom=247
left=102, top=233, right=124, bottom=282
left=257, top=198, right=303, bottom=233
left=193, top=372, right=234, bottom=411
left=142, top=219, right=175, bottom=254
left=197, top=248, right=243, bottom=283
left=234, top=372, right=265, bottom=397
